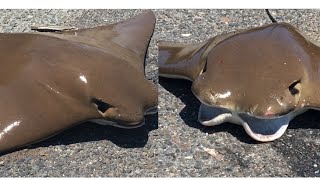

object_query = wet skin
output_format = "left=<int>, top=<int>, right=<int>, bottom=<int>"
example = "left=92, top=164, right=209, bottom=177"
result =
left=0, top=10, right=158, bottom=152
left=159, top=23, right=320, bottom=141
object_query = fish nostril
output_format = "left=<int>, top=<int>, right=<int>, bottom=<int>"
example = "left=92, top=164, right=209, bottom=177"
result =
left=288, top=79, right=301, bottom=96
left=91, top=98, right=113, bottom=113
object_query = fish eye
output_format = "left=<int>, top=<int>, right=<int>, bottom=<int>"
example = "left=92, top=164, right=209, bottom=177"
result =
left=91, top=98, right=113, bottom=113
left=288, top=79, right=301, bottom=96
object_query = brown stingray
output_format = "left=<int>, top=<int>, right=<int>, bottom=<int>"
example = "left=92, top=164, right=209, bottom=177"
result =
left=0, top=10, right=157, bottom=153
left=159, top=22, right=320, bottom=142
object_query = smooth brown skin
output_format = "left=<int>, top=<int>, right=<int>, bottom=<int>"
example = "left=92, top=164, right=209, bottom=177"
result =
left=0, top=10, right=157, bottom=153
left=159, top=22, right=320, bottom=117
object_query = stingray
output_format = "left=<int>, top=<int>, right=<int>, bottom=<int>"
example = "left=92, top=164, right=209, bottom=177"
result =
left=0, top=10, right=158, bottom=153
left=158, top=15, right=320, bottom=142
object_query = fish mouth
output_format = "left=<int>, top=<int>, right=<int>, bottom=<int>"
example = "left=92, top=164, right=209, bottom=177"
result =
left=144, top=106, right=158, bottom=115
left=90, top=108, right=157, bottom=129
left=90, top=119, right=145, bottom=129
left=198, top=103, right=306, bottom=142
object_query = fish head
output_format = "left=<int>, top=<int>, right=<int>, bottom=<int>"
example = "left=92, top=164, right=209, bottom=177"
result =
left=192, top=23, right=316, bottom=141
left=88, top=67, right=158, bottom=128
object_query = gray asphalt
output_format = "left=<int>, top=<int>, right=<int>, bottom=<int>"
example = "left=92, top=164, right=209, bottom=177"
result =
left=0, top=9, right=319, bottom=177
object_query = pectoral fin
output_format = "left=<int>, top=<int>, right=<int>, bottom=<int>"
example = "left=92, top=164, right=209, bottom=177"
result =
left=158, top=40, right=208, bottom=81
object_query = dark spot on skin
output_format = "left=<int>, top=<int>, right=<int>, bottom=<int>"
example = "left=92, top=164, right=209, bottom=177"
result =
left=202, top=60, right=208, bottom=73
left=91, top=98, right=113, bottom=113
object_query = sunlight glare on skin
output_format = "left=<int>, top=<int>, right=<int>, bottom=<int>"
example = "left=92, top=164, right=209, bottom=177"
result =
left=79, top=75, right=87, bottom=84
left=0, top=121, right=21, bottom=139
left=217, top=91, right=231, bottom=99
left=276, top=98, right=285, bottom=107
left=207, top=91, right=232, bottom=104
left=265, top=106, right=273, bottom=116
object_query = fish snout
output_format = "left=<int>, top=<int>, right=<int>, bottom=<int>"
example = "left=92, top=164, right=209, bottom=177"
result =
left=91, top=98, right=146, bottom=128
left=248, top=96, right=297, bottom=118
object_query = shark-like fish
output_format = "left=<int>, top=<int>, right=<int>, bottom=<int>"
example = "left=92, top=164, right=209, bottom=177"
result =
left=0, top=10, right=157, bottom=153
left=159, top=14, right=320, bottom=142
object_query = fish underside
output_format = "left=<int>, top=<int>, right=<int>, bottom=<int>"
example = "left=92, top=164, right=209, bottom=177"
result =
left=198, top=103, right=308, bottom=142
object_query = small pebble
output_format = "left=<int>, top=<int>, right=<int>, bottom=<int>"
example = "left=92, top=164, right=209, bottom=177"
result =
left=181, top=33, right=191, bottom=37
